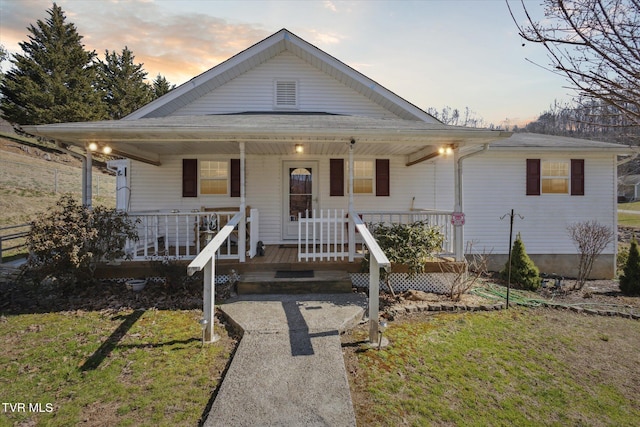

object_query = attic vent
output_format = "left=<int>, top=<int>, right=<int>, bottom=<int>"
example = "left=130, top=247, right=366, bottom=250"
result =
left=275, top=80, right=298, bottom=108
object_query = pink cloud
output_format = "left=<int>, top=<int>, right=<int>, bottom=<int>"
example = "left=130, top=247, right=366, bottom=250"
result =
left=0, top=0, right=270, bottom=86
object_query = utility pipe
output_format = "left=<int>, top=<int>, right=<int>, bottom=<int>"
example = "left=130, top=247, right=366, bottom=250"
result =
left=453, top=143, right=490, bottom=261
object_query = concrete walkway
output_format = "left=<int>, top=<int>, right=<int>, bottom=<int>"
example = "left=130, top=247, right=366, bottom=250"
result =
left=204, top=294, right=368, bottom=427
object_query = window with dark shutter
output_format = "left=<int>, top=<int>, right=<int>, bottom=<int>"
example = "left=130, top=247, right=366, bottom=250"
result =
left=376, top=159, right=390, bottom=197
left=330, top=159, right=344, bottom=196
left=526, top=159, right=541, bottom=196
left=182, top=159, right=198, bottom=198
left=230, top=159, right=241, bottom=197
left=571, top=159, right=585, bottom=196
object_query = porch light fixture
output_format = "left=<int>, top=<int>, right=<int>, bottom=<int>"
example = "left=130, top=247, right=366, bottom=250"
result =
left=87, top=142, right=113, bottom=155
left=438, top=145, right=453, bottom=155
left=295, top=144, right=304, bottom=154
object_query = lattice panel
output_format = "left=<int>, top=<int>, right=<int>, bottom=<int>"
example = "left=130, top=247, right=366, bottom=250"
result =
left=350, top=273, right=455, bottom=294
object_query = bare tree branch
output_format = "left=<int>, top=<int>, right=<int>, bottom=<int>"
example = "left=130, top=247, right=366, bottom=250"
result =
left=507, top=0, right=640, bottom=126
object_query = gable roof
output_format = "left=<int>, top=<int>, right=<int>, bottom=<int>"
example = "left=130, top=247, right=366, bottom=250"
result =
left=125, top=28, right=439, bottom=123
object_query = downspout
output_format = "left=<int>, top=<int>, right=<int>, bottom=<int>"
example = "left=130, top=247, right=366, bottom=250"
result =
left=56, top=142, right=92, bottom=207
left=453, top=143, right=490, bottom=261
left=613, top=149, right=639, bottom=274
left=239, top=141, right=246, bottom=262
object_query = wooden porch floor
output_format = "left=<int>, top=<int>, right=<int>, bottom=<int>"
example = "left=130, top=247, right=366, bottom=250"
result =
left=218, top=244, right=363, bottom=274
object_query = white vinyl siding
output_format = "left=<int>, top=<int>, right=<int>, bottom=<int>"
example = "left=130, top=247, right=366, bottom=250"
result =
left=126, top=151, right=616, bottom=252
left=463, top=152, right=616, bottom=256
left=171, top=51, right=399, bottom=118
left=128, top=154, right=453, bottom=244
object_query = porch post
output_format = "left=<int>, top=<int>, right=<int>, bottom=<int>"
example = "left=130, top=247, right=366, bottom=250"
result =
left=83, top=148, right=93, bottom=208
left=239, top=141, right=246, bottom=262
left=348, top=141, right=355, bottom=262
left=453, top=148, right=464, bottom=261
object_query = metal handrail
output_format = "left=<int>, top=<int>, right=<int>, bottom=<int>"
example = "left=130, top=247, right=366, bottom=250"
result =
left=186, top=210, right=244, bottom=343
left=350, top=209, right=390, bottom=344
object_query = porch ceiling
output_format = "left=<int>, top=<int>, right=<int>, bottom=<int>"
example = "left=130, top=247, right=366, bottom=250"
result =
left=23, top=114, right=512, bottom=165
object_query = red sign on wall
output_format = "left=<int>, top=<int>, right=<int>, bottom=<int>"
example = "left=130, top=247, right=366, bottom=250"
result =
left=451, top=212, right=465, bottom=226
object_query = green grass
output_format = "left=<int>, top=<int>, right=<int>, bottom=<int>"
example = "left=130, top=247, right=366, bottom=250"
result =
left=346, top=309, right=640, bottom=426
left=620, top=201, right=640, bottom=211
left=619, top=202, right=640, bottom=227
left=0, top=309, right=235, bottom=426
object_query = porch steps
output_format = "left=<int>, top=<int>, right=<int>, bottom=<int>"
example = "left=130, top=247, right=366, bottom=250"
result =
left=238, top=270, right=352, bottom=295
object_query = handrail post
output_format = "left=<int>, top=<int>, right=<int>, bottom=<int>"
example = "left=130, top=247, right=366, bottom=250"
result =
left=348, top=218, right=355, bottom=262
left=368, top=256, right=380, bottom=343
left=202, top=257, right=219, bottom=342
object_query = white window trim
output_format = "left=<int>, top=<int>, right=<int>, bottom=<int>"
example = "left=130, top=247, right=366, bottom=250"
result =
left=200, top=159, right=230, bottom=196
left=274, top=79, right=299, bottom=109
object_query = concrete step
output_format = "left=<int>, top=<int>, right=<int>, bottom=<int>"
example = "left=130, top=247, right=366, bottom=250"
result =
left=238, top=270, right=352, bottom=294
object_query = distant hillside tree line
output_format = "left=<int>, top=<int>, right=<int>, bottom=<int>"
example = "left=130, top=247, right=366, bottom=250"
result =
left=522, top=98, right=639, bottom=145
left=0, top=3, right=175, bottom=125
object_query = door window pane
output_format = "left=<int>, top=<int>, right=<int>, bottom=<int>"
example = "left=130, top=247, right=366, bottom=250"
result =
left=289, top=167, right=312, bottom=219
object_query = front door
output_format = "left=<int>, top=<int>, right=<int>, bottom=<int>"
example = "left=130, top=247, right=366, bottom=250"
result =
left=283, top=161, right=318, bottom=240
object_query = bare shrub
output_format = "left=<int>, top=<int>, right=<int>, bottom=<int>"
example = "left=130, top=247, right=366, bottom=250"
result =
left=567, top=220, right=614, bottom=289
left=439, top=250, right=490, bottom=302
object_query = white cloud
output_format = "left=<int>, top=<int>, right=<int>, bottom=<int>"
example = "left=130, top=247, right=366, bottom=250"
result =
left=323, top=1, right=337, bottom=12
left=308, top=29, right=343, bottom=46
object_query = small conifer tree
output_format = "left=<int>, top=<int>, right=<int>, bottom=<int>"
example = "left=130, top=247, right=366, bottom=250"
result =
left=501, top=233, right=540, bottom=291
left=620, top=239, right=640, bottom=295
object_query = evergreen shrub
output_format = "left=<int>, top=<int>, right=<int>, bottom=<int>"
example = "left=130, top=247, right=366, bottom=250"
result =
left=620, top=239, right=640, bottom=295
left=500, top=233, right=540, bottom=291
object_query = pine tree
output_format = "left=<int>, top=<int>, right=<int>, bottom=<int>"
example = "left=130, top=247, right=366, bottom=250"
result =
left=501, top=233, right=540, bottom=291
left=0, top=3, right=106, bottom=124
left=0, top=45, right=7, bottom=86
left=620, top=239, right=640, bottom=295
left=151, top=74, right=175, bottom=99
left=96, top=47, right=152, bottom=119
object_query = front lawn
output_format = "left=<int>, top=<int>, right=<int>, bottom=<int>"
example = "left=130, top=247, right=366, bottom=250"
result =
left=619, top=201, right=640, bottom=227
left=0, top=309, right=235, bottom=426
left=344, top=308, right=640, bottom=426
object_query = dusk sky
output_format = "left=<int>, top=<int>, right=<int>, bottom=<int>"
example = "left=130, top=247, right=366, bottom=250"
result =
left=0, top=0, right=572, bottom=126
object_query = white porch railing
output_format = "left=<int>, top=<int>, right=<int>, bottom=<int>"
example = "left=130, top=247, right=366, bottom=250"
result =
left=297, top=209, right=348, bottom=261
left=126, top=210, right=246, bottom=261
left=297, top=209, right=454, bottom=261
left=187, top=210, right=245, bottom=342
left=359, top=210, right=454, bottom=255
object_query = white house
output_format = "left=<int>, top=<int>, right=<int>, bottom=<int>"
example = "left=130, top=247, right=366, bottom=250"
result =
left=24, top=28, right=634, bottom=279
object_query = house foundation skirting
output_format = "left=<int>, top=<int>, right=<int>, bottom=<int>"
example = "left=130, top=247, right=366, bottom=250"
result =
left=480, top=254, right=616, bottom=280
left=351, top=272, right=457, bottom=294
